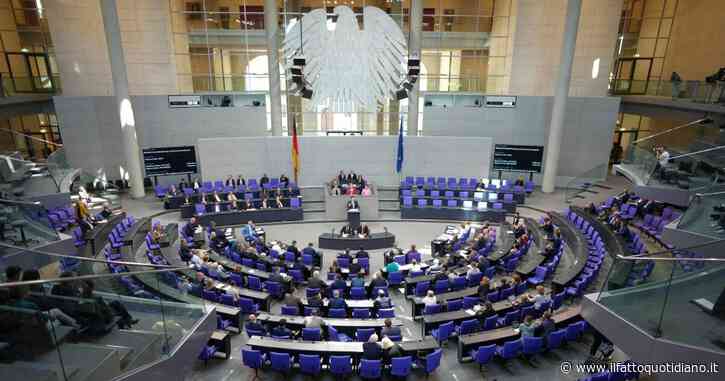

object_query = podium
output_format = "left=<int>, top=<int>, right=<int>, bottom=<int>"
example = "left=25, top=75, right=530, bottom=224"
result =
left=347, top=208, right=360, bottom=230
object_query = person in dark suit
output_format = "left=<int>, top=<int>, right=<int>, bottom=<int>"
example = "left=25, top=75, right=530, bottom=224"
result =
left=245, top=314, right=266, bottom=334
left=359, top=225, right=370, bottom=238
left=235, top=175, right=246, bottom=187
left=349, top=258, right=362, bottom=275
left=283, top=288, right=303, bottom=313
left=328, top=290, right=348, bottom=310
left=340, top=224, right=353, bottom=236
left=307, top=271, right=327, bottom=291
left=338, top=249, right=352, bottom=263
left=260, top=174, right=270, bottom=187
left=380, top=319, right=401, bottom=338
left=224, top=175, right=235, bottom=187
left=356, top=247, right=369, bottom=259
left=270, top=319, right=292, bottom=338
left=179, top=178, right=189, bottom=190
left=279, top=174, right=289, bottom=188
left=362, top=334, right=383, bottom=360
left=330, top=275, right=347, bottom=291
left=347, top=196, right=359, bottom=210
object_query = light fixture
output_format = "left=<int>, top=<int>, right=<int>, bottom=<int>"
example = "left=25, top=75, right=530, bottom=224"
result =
left=591, top=58, right=600, bottom=79
left=39, top=128, right=47, bottom=133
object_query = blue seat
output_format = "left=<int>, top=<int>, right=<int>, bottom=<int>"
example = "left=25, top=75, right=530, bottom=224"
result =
left=415, top=281, right=430, bottom=297
left=360, top=359, right=382, bottom=379
left=198, top=344, right=217, bottom=365
left=269, top=352, right=292, bottom=372
left=433, top=280, right=449, bottom=294
left=330, top=355, right=353, bottom=376
left=463, top=296, right=480, bottom=309
left=527, top=266, right=547, bottom=286
left=350, top=287, right=366, bottom=300
left=328, top=326, right=352, bottom=342
left=328, top=308, right=346, bottom=318
left=496, top=339, right=522, bottom=361
left=451, top=276, right=467, bottom=291
left=522, top=336, right=544, bottom=356
left=355, top=328, right=375, bottom=342
left=281, top=305, right=299, bottom=316
left=239, top=297, right=259, bottom=314
left=388, top=271, right=404, bottom=286
left=248, top=276, right=262, bottom=290
left=423, top=304, right=442, bottom=315
left=220, top=294, right=236, bottom=306
left=377, top=308, right=395, bottom=318
left=547, top=329, right=566, bottom=350
left=457, top=319, right=481, bottom=335
left=446, top=299, right=463, bottom=311
left=472, top=344, right=496, bottom=370
left=565, top=321, right=587, bottom=341
left=299, top=354, right=321, bottom=375
left=265, top=281, right=283, bottom=298
left=302, top=327, right=321, bottom=341
left=352, top=308, right=371, bottom=319
left=416, top=348, right=442, bottom=376
left=390, top=356, right=412, bottom=378
left=431, top=321, right=454, bottom=345
left=241, top=349, right=265, bottom=375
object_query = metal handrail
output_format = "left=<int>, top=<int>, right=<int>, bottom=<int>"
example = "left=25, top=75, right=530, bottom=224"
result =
left=0, top=266, right=190, bottom=288
left=614, top=254, right=725, bottom=262
left=0, top=242, right=178, bottom=268
left=0, top=198, right=42, bottom=206
left=632, top=118, right=711, bottom=144
left=695, top=190, right=725, bottom=197
left=668, top=144, right=725, bottom=160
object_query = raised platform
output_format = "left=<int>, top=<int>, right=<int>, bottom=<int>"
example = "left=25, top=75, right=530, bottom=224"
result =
left=318, top=232, right=396, bottom=250
left=614, top=163, right=693, bottom=207
left=188, top=207, right=304, bottom=226
left=400, top=206, right=507, bottom=223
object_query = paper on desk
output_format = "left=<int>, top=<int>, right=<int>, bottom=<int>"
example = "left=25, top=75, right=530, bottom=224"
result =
left=464, top=309, right=476, bottom=316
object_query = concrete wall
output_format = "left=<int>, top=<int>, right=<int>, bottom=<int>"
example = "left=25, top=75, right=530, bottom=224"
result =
left=509, top=0, right=622, bottom=97
left=661, top=0, right=725, bottom=82
left=53, top=95, right=267, bottom=179
left=423, top=96, right=621, bottom=185
left=197, top=136, right=493, bottom=187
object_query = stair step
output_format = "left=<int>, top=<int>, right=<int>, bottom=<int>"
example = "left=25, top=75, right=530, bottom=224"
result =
left=592, top=183, right=613, bottom=190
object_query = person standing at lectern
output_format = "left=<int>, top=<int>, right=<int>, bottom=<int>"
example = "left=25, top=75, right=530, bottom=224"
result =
left=347, top=196, right=359, bottom=210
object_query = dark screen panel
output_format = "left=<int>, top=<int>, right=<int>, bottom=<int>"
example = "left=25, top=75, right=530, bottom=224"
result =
left=493, top=144, right=544, bottom=173
left=142, top=146, right=197, bottom=176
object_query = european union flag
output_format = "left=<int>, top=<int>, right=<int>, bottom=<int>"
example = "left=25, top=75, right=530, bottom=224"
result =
left=396, top=117, right=404, bottom=173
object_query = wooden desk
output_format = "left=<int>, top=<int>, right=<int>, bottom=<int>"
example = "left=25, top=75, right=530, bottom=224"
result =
left=300, top=298, right=376, bottom=310
left=247, top=336, right=439, bottom=358
left=214, top=282, right=271, bottom=311
left=209, top=330, right=231, bottom=359
left=255, top=312, right=402, bottom=331
left=215, top=304, right=242, bottom=332
left=456, top=305, right=581, bottom=362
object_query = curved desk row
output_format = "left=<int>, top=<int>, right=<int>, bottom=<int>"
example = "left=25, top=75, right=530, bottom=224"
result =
left=514, top=218, right=548, bottom=276
left=181, top=206, right=304, bottom=225
left=164, top=189, right=300, bottom=209
left=401, top=207, right=508, bottom=223
left=549, top=213, right=588, bottom=287
left=247, top=336, right=439, bottom=357
left=318, top=232, right=396, bottom=250
left=456, top=305, right=581, bottom=362
left=255, top=312, right=402, bottom=330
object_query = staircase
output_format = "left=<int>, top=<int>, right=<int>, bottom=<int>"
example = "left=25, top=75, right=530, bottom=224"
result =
left=300, top=186, right=326, bottom=221
left=377, top=186, right=401, bottom=220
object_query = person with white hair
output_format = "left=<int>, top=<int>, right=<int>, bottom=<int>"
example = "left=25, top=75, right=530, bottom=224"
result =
left=362, top=333, right=383, bottom=360
left=422, top=290, right=437, bottom=306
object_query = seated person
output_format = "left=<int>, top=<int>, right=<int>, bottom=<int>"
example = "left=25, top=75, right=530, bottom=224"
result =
left=359, top=224, right=370, bottom=238
left=12, top=285, right=81, bottom=329
left=349, top=258, right=363, bottom=275
left=533, top=285, right=551, bottom=310
left=368, top=272, right=388, bottom=292
left=283, top=288, right=303, bottom=313
left=99, top=203, right=114, bottom=220
left=361, top=185, right=372, bottom=196
left=381, top=318, right=401, bottom=338
left=362, top=334, right=383, bottom=360
left=540, top=216, right=554, bottom=237
left=270, top=318, right=292, bottom=338
left=339, top=224, right=354, bottom=237
left=279, top=174, right=290, bottom=188
left=384, top=259, right=400, bottom=274
left=241, top=221, right=257, bottom=242
left=166, top=185, right=179, bottom=197
left=514, top=176, right=525, bottom=186
left=307, top=270, right=327, bottom=291
left=328, top=290, right=348, bottom=310
left=373, top=290, right=393, bottom=311
left=474, top=300, right=496, bottom=321
left=421, top=290, right=438, bottom=306
left=540, top=242, right=557, bottom=258
left=227, top=191, right=238, bottom=209
left=307, top=290, right=324, bottom=308
left=304, top=309, right=325, bottom=329
left=350, top=272, right=366, bottom=288
left=275, top=194, right=284, bottom=208
left=261, top=197, right=270, bottom=209
left=519, top=314, right=539, bottom=337
left=80, top=280, right=138, bottom=329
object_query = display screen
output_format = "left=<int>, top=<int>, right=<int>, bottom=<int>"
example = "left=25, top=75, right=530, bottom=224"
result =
left=142, top=146, right=197, bottom=176
left=493, top=144, right=544, bottom=173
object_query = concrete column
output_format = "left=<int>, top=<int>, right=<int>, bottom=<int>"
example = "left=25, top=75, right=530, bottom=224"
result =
left=265, top=0, right=283, bottom=136
left=407, top=0, right=423, bottom=136
left=541, top=0, right=582, bottom=193
left=99, top=0, right=145, bottom=198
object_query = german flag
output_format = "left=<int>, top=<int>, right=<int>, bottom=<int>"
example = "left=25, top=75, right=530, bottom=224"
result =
left=291, top=116, right=300, bottom=184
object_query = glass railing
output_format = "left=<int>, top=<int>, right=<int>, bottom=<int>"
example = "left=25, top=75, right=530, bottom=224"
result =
left=0, top=246, right=211, bottom=380
left=596, top=241, right=725, bottom=354
left=0, top=74, right=61, bottom=96
left=677, top=184, right=725, bottom=239
left=564, top=163, right=610, bottom=203
left=0, top=198, right=60, bottom=246
left=618, top=118, right=725, bottom=189
left=611, top=79, right=725, bottom=104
